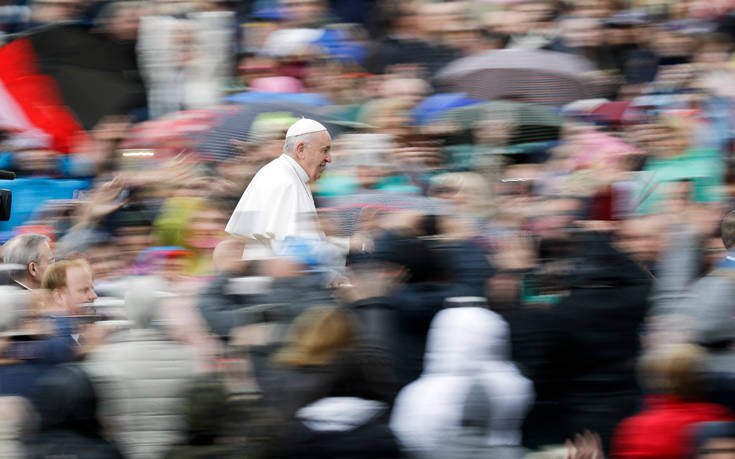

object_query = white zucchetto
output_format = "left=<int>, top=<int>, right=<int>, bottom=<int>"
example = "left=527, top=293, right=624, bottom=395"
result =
left=285, top=118, right=327, bottom=138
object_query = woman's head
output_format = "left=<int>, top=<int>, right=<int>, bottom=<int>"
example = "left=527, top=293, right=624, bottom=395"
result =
left=429, top=172, right=492, bottom=218
left=274, top=306, right=358, bottom=367
left=639, top=344, right=707, bottom=399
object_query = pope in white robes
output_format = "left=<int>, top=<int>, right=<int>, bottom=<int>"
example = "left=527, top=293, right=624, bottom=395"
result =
left=225, top=118, right=332, bottom=243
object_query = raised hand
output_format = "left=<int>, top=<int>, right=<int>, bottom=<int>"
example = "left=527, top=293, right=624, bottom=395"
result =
left=565, top=430, right=604, bottom=459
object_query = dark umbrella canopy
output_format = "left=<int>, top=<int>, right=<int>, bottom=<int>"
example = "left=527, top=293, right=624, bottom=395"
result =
left=197, top=102, right=352, bottom=162
left=436, top=49, right=594, bottom=105
left=434, top=100, right=563, bottom=144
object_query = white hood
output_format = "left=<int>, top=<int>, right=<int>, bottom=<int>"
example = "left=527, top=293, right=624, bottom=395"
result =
left=423, top=306, right=511, bottom=376
left=297, top=397, right=387, bottom=432
left=390, top=307, right=534, bottom=452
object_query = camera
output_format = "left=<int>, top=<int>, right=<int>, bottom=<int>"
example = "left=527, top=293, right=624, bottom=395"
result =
left=0, top=169, right=16, bottom=221
left=0, top=189, right=9, bottom=222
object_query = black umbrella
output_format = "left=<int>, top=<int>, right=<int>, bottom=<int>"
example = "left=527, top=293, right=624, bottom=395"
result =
left=435, top=49, right=594, bottom=105
left=197, top=102, right=352, bottom=162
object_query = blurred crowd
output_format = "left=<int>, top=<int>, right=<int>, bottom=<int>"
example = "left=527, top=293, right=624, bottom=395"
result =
left=3, top=0, right=735, bottom=458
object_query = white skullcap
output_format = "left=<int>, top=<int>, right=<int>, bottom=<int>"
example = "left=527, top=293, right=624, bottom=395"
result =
left=285, top=118, right=327, bottom=138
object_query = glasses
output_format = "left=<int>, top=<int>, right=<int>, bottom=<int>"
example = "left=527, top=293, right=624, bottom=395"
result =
left=433, top=186, right=459, bottom=195
left=283, top=0, right=322, bottom=7
left=698, top=448, right=735, bottom=455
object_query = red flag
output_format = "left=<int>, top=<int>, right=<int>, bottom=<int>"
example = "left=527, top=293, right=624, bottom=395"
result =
left=0, top=38, right=86, bottom=153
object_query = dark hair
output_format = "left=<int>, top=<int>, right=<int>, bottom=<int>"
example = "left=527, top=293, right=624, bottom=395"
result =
left=721, top=209, right=735, bottom=250
left=352, top=230, right=444, bottom=283
left=33, top=365, right=103, bottom=437
left=697, top=32, right=735, bottom=54
left=103, top=205, right=153, bottom=234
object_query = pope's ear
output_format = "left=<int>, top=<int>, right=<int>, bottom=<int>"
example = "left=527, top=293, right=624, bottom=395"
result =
left=295, top=142, right=306, bottom=158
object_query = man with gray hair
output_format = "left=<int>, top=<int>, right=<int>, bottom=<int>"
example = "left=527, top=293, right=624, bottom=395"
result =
left=2, top=233, right=54, bottom=290
left=226, top=118, right=332, bottom=243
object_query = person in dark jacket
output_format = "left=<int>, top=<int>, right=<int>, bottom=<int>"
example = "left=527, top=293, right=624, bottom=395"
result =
left=197, top=239, right=333, bottom=341
left=24, top=364, right=123, bottom=459
left=509, top=231, right=652, bottom=452
left=362, top=0, right=459, bottom=74
left=163, top=374, right=246, bottom=459
left=347, top=227, right=494, bottom=389
left=253, top=306, right=401, bottom=458
left=0, top=287, right=76, bottom=399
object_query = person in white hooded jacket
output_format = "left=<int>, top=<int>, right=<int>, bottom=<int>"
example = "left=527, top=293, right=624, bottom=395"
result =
left=390, top=301, right=534, bottom=456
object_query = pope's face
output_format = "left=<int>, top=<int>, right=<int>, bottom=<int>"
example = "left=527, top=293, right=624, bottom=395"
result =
left=299, top=130, right=332, bottom=182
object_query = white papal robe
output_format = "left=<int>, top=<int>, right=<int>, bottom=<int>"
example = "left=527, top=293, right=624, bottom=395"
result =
left=225, top=154, right=324, bottom=242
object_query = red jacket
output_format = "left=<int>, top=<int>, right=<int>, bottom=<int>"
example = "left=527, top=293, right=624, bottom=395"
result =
left=611, top=395, right=735, bottom=459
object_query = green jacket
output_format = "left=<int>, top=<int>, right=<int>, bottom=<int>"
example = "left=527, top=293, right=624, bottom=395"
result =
left=636, top=147, right=723, bottom=214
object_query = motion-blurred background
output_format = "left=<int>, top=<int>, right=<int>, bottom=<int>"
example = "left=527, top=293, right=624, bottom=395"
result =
left=2, top=0, right=735, bottom=458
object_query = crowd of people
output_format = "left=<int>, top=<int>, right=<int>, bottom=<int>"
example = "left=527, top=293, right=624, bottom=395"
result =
left=2, top=0, right=735, bottom=457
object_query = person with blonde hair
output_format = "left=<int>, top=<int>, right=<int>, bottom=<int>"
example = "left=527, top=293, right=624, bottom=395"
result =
left=253, top=305, right=400, bottom=458
left=636, top=114, right=723, bottom=214
left=429, top=171, right=493, bottom=219
left=42, top=259, right=97, bottom=316
left=612, top=344, right=735, bottom=458
left=39, top=259, right=98, bottom=355
left=273, top=306, right=357, bottom=368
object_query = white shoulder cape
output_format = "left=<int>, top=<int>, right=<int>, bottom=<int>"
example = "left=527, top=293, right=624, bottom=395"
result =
left=225, top=155, right=322, bottom=241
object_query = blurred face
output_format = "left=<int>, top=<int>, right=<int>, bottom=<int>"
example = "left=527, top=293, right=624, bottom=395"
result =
left=516, top=1, right=553, bottom=29
left=296, top=130, right=332, bottom=182
left=33, top=0, right=84, bottom=23
left=29, top=241, right=54, bottom=286
left=617, top=216, right=666, bottom=267
left=88, top=245, right=125, bottom=280
left=382, top=78, right=428, bottom=107
left=561, top=17, right=603, bottom=48
left=697, top=438, right=735, bottom=459
left=531, top=198, right=581, bottom=238
left=357, top=165, right=385, bottom=189
left=13, top=149, right=57, bottom=176
left=159, top=256, right=189, bottom=282
left=186, top=208, right=229, bottom=250
left=432, top=182, right=466, bottom=207
left=115, top=226, right=152, bottom=263
left=704, top=236, right=727, bottom=272
left=283, top=0, right=326, bottom=24
left=55, top=265, right=97, bottom=314
left=100, top=3, right=142, bottom=42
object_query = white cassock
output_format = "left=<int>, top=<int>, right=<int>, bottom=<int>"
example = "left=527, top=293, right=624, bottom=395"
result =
left=226, top=154, right=324, bottom=242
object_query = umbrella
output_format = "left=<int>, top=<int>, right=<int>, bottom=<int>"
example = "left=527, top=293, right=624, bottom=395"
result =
left=435, top=100, right=563, bottom=144
left=411, top=93, right=483, bottom=125
left=225, top=91, right=333, bottom=107
left=568, top=130, right=640, bottom=169
left=589, top=101, right=633, bottom=124
left=197, top=102, right=351, bottom=162
left=435, top=49, right=595, bottom=105
left=119, top=107, right=237, bottom=157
